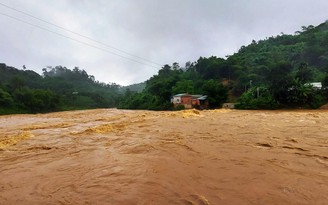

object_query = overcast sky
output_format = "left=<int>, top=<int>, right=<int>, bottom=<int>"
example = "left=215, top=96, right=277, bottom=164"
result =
left=0, top=0, right=327, bottom=85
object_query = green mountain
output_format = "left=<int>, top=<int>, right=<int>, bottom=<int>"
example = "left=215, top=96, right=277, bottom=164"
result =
left=229, top=22, right=328, bottom=91
left=119, top=82, right=146, bottom=93
left=0, top=64, right=121, bottom=114
left=119, top=21, right=328, bottom=110
left=2, top=21, right=328, bottom=114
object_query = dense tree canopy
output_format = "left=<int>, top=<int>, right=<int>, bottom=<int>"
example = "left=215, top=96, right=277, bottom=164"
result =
left=0, top=64, right=122, bottom=114
left=121, top=21, right=328, bottom=110
left=2, top=21, right=328, bottom=114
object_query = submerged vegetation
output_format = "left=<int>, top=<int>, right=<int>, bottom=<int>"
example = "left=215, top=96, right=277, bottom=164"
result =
left=2, top=21, right=328, bottom=114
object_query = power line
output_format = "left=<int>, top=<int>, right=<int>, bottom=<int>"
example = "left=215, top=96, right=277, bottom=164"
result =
left=0, top=12, right=161, bottom=69
left=0, top=1, right=162, bottom=67
left=0, top=1, right=163, bottom=67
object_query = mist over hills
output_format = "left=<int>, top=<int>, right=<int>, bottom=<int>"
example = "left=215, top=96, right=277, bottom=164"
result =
left=1, top=21, right=328, bottom=113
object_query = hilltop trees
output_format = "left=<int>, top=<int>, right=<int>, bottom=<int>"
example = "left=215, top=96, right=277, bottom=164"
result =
left=121, top=19, right=328, bottom=110
left=2, top=21, right=328, bottom=114
left=231, top=21, right=328, bottom=109
left=120, top=18, right=328, bottom=110
left=0, top=64, right=121, bottom=114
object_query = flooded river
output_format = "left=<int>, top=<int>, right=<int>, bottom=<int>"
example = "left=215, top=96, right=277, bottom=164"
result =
left=0, top=109, right=327, bottom=204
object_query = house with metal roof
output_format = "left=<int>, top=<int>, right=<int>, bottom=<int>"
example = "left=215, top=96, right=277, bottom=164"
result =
left=171, top=93, right=208, bottom=109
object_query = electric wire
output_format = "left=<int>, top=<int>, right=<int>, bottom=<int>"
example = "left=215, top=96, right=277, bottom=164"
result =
left=0, top=12, right=161, bottom=69
left=0, top=2, right=162, bottom=67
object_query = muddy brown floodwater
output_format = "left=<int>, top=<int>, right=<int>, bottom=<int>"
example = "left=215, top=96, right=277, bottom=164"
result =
left=0, top=109, right=327, bottom=204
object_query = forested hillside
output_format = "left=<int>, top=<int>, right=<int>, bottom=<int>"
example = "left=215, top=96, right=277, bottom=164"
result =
left=0, top=64, right=121, bottom=114
left=2, top=21, right=328, bottom=114
left=119, top=82, right=146, bottom=93
left=120, top=21, right=328, bottom=110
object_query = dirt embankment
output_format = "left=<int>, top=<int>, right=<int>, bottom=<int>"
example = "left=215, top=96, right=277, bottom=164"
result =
left=0, top=109, right=327, bottom=204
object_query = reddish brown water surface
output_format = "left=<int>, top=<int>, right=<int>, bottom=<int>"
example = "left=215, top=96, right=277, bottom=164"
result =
left=0, top=109, right=327, bottom=204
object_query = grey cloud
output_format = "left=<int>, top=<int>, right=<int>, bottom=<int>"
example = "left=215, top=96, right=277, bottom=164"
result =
left=0, top=0, right=328, bottom=85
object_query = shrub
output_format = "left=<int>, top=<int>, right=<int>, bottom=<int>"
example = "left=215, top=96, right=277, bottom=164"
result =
left=0, top=88, right=14, bottom=107
left=235, top=87, right=279, bottom=110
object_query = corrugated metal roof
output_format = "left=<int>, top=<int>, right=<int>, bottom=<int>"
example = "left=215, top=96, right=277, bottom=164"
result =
left=172, top=94, right=207, bottom=100
left=306, top=82, right=322, bottom=89
left=197, top=95, right=207, bottom=100
left=173, top=93, right=189, bottom=97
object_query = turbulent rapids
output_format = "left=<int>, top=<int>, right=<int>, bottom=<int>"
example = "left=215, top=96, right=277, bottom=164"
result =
left=0, top=109, right=327, bottom=204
